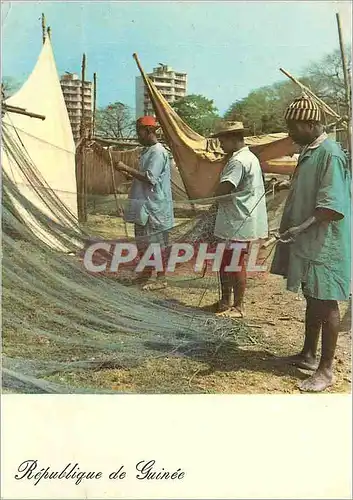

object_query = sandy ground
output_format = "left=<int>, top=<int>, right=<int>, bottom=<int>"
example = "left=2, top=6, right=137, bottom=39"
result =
left=46, top=214, right=350, bottom=394
left=45, top=269, right=351, bottom=394
left=4, top=213, right=350, bottom=394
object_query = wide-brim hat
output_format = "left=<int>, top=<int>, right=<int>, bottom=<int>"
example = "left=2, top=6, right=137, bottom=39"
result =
left=210, top=121, right=247, bottom=138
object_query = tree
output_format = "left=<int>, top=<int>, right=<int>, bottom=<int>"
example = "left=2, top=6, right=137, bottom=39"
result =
left=224, top=48, right=352, bottom=134
left=2, top=76, right=21, bottom=99
left=171, top=94, right=221, bottom=136
left=304, top=48, right=351, bottom=115
left=95, top=102, right=135, bottom=139
left=225, top=78, right=322, bottom=135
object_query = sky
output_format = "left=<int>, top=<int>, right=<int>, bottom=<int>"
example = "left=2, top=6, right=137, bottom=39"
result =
left=1, top=1, right=352, bottom=115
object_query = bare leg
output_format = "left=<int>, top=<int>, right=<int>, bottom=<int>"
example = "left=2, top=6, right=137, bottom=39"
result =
left=299, top=300, right=339, bottom=392
left=135, top=266, right=153, bottom=284
left=204, top=270, right=233, bottom=313
left=232, top=266, right=246, bottom=317
left=274, top=295, right=321, bottom=370
left=142, top=237, right=169, bottom=291
left=218, top=269, right=233, bottom=310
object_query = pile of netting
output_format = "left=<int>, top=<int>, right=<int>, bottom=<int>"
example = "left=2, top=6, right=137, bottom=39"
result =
left=2, top=126, right=289, bottom=394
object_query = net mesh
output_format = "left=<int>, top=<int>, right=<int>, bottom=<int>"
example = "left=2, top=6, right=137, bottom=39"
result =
left=2, top=122, right=292, bottom=393
left=2, top=122, right=288, bottom=393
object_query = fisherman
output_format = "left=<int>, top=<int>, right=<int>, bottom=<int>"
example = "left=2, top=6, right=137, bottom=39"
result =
left=271, top=94, right=351, bottom=392
left=115, top=115, right=174, bottom=290
left=207, top=121, right=268, bottom=318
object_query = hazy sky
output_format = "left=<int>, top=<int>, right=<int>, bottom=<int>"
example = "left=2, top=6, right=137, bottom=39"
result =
left=2, top=1, right=352, bottom=114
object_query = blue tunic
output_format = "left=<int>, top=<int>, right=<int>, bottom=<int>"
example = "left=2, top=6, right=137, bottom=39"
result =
left=271, top=134, right=351, bottom=300
left=124, top=142, right=174, bottom=234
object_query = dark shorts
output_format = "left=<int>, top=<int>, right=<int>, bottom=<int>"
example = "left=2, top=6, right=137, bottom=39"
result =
left=134, top=223, right=169, bottom=255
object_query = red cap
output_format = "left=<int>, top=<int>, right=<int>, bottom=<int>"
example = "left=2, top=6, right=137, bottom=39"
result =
left=137, top=115, right=158, bottom=127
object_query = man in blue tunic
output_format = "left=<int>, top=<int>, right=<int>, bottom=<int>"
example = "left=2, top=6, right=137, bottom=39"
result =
left=271, top=95, right=351, bottom=392
left=115, top=116, right=174, bottom=290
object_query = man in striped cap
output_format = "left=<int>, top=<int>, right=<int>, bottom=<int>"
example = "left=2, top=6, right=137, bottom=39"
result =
left=271, top=94, right=351, bottom=392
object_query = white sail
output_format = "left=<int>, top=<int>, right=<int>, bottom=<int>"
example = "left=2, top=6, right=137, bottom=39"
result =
left=2, top=36, right=79, bottom=250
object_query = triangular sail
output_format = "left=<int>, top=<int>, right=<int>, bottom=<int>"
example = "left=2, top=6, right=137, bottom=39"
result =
left=2, top=37, right=79, bottom=250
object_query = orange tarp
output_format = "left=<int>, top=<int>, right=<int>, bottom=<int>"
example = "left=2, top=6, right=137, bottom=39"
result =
left=134, top=55, right=297, bottom=199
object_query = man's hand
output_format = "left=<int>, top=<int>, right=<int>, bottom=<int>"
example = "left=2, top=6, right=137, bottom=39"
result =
left=280, top=225, right=303, bottom=242
left=115, top=161, right=128, bottom=172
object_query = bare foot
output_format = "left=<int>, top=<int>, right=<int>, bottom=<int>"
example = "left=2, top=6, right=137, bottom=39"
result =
left=273, top=353, right=318, bottom=371
left=142, top=280, right=167, bottom=291
left=215, top=307, right=244, bottom=319
left=202, top=301, right=231, bottom=313
left=298, top=369, right=333, bottom=392
left=232, top=306, right=245, bottom=318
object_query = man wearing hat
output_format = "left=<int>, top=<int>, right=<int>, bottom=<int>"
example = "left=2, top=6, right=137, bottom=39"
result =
left=115, top=116, right=174, bottom=289
left=271, top=94, right=351, bottom=392
left=208, top=121, right=268, bottom=318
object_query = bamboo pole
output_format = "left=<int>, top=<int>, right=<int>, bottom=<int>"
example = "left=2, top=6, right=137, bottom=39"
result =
left=108, top=147, right=129, bottom=238
left=91, top=136, right=139, bottom=146
left=75, top=148, right=82, bottom=222
left=82, top=144, right=88, bottom=221
left=3, top=104, right=45, bottom=120
left=336, top=13, right=350, bottom=115
left=336, top=12, right=351, bottom=154
left=80, top=53, right=86, bottom=141
left=78, top=53, right=87, bottom=222
left=279, top=67, right=341, bottom=119
left=41, top=13, right=46, bottom=44
left=92, top=73, right=97, bottom=137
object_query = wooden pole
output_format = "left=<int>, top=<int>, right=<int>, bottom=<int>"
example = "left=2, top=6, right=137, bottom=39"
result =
left=336, top=12, right=351, bottom=154
left=280, top=67, right=341, bottom=119
left=80, top=53, right=86, bottom=141
left=47, top=26, right=51, bottom=39
left=78, top=53, right=87, bottom=222
left=108, top=147, right=128, bottom=237
left=92, top=72, right=97, bottom=137
left=41, top=13, right=46, bottom=44
left=82, top=144, right=88, bottom=221
left=3, top=104, right=45, bottom=120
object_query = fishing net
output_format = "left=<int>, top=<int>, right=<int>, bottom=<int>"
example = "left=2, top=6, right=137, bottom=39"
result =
left=2, top=121, right=289, bottom=394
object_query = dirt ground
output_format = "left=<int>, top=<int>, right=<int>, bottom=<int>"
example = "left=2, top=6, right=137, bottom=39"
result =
left=45, top=223, right=352, bottom=394
left=75, top=214, right=351, bottom=394
left=5, top=214, right=350, bottom=394
left=91, top=275, right=350, bottom=394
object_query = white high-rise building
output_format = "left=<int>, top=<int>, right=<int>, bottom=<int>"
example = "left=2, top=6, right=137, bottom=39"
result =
left=60, top=73, right=92, bottom=142
left=135, top=64, right=187, bottom=118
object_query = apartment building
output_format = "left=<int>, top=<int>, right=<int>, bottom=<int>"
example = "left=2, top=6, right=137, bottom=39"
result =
left=135, top=64, right=187, bottom=118
left=60, top=73, right=93, bottom=142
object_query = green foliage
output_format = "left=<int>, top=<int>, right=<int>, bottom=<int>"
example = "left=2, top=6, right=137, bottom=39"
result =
left=95, top=102, right=135, bottom=139
left=171, top=94, right=221, bottom=136
left=2, top=76, right=21, bottom=99
left=225, top=48, right=352, bottom=135
left=304, top=48, right=351, bottom=112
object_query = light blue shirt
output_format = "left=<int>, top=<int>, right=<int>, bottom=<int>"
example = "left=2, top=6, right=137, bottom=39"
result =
left=214, top=146, right=268, bottom=241
left=124, top=142, right=174, bottom=231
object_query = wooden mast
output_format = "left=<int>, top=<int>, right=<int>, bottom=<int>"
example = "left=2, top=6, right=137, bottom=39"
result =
left=41, top=13, right=46, bottom=44
left=77, top=53, right=88, bottom=222
left=336, top=12, right=351, bottom=154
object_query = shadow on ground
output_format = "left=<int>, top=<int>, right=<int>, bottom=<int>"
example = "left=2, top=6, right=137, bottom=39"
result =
left=143, top=339, right=309, bottom=382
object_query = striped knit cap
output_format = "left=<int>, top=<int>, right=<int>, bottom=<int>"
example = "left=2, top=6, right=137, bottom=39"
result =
left=284, top=94, right=321, bottom=122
